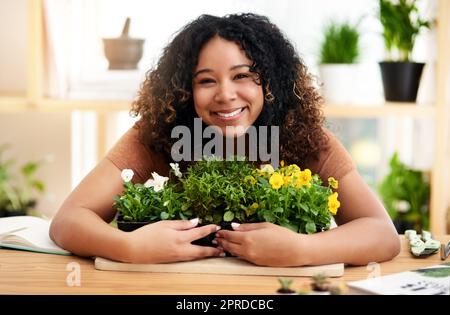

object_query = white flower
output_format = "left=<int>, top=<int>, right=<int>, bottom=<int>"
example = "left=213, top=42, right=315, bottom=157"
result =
left=121, top=169, right=134, bottom=182
left=170, top=162, right=182, bottom=178
left=144, top=172, right=169, bottom=192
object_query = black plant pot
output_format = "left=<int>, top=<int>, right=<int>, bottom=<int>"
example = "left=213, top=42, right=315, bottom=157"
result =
left=116, top=216, right=151, bottom=232
left=0, top=208, right=28, bottom=217
left=191, top=221, right=233, bottom=247
left=379, top=62, right=425, bottom=102
left=393, top=218, right=416, bottom=234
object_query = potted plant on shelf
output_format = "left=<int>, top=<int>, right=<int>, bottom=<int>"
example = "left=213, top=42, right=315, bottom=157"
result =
left=318, top=19, right=361, bottom=104
left=378, top=0, right=431, bottom=102
left=114, top=157, right=341, bottom=247
left=0, top=144, right=46, bottom=217
left=378, top=152, right=430, bottom=233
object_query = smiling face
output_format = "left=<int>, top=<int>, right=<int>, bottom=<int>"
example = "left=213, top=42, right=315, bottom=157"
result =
left=192, top=37, right=264, bottom=137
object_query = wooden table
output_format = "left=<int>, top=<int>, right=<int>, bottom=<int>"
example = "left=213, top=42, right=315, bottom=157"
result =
left=0, top=236, right=448, bottom=294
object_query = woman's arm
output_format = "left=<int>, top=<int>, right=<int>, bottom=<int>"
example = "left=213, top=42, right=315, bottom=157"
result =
left=216, top=169, right=401, bottom=267
left=49, top=158, right=223, bottom=263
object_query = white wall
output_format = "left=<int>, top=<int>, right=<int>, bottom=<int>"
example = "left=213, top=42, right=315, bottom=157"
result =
left=0, top=0, right=27, bottom=93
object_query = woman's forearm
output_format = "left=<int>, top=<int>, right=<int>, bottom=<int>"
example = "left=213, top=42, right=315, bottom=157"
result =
left=50, top=207, right=132, bottom=262
left=299, top=217, right=401, bottom=266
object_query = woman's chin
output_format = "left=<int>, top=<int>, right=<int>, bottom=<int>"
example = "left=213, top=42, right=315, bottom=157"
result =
left=218, top=125, right=248, bottom=138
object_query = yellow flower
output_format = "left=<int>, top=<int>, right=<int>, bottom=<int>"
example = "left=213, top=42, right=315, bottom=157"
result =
left=244, top=175, right=257, bottom=185
left=280, top=160, right=285, bottom=167
left=269, top=172, right=283, bottom=190
left=260, top=164, right=275, bottom=174
left=283, top=175, right=292, bottom=186
left=328, top=192, right=340, bottom=215
left=245, top=202, right=259, bottom=217
left=286, top=164, right=301, bottom=176
left=328, top=177, right=339, bottom=189
left=250, top=202, right=259, bottom=209
left=297, top=169, right=312, bottom=187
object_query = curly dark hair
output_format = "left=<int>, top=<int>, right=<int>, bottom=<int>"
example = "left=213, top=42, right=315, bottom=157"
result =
left=131, top=13, right=327, bottom=168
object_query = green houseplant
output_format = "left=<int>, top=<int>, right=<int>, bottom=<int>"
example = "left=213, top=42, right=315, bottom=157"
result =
left=114, top=157, right=340, bottom=246
left=378, top=152, right=430, bottom=233
left=0, top=144, right=46, bottom=217
left=318, top=20, right=361, bottom=104
left=378, top=0, right=431, bottom=102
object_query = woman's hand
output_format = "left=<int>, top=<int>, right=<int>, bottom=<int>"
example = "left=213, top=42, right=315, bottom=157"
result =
left=125, top=218, right=224, bottom=263
left=215, top=222, right=305, bottom=267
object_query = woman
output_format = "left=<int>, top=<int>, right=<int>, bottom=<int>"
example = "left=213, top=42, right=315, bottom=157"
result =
left=50, top=13, right=400, bottom=266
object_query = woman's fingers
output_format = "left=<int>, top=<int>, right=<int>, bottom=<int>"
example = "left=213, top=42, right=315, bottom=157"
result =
left=184, top=223, right=220, bottom=242
left=157, top=218, right=200, bottom=230
left=230, top=222, right=270, bottom=231
left=185, top=245, right=224, bottom=261
left=216, top=238, right=243, bottom=258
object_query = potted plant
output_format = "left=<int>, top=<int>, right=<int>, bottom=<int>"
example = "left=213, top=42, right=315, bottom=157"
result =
left=0, top=144, right=46, bottom=217
left=114, top=157, right=341, bottom=247
left=378, top=152, right=430, bottom=233
left=378, top=0, right=431, bottom=102
left=318, top=19, right=361, bottom=104
left=276, top=278, right=296, bottom=294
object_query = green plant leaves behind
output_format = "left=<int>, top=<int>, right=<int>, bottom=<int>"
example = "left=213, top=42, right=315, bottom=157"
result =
left=379, top=0, right=431, bottom=61
left=320, top=20, right=360, bottom=64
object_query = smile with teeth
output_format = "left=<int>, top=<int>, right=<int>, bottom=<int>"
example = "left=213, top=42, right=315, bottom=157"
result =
left=214, top=107, right=245, bottom=118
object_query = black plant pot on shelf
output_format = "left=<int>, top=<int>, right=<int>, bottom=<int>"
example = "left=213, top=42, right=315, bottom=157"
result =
left=379, top=62, right=425, bottom=102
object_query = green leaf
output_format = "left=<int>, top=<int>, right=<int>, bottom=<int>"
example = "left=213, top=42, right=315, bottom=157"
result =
left=306, top=222, right=316, bottom=234
left=160, top=212, right=169, bottom=220
left=223, top=210, right=235, bottom=222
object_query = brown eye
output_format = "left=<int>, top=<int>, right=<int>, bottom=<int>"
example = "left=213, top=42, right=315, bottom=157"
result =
left=198, top=78, right=215, bottom=84
left=234, top=73, right=250, bottom=80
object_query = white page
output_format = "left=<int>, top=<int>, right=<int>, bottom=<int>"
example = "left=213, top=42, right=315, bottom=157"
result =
left=0, top=216, right=48, bottom=236
left=2, top=220, right=70, bottom=254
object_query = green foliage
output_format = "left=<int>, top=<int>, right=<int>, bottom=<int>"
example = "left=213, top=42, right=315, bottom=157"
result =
left=378, top=152, right=430, bottom=230
left=113, top=181, right=188, bottom=222
left=320, top=20, right=360, bottom=64
left=0, top=144, right=46, bottom=214
left=114, top=157, right=339, bottom=234
left=182, top=157, right=256, bottom=224
left=278, top=278, right=293, bottom=290
left=379, top=0, right=430, bottom=61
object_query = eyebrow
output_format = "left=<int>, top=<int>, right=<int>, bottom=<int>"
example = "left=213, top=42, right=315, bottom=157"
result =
left=193, top=64, right=251, bottom=78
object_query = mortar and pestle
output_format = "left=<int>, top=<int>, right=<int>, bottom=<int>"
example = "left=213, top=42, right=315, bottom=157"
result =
left=102, top=17, right=145, bottom=70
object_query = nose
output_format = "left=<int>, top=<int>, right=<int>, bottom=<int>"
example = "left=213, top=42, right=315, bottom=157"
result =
left=214, top=81, right=237, bottom=104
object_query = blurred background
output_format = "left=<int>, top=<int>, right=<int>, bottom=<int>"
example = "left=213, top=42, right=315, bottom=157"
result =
left=0, top=0, right=448, bottom=234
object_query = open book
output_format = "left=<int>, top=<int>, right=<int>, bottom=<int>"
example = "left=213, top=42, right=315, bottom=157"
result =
left=0, top=216, right=70, bottom=255
left=348, top=263, right=450, bottom=295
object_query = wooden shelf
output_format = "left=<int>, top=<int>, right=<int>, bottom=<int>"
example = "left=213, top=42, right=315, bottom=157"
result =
left=323, top=103, right=436, bottom=118
left=0, top=96, right=131, bottom=112
left=39, top=98, right=131, bottom=112
left=0, top=95, right=28, bottom=111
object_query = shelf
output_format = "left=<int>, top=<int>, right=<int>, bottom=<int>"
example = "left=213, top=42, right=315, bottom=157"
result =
left=0, top=94, right=28, bottom=111
left=0, top=96, right=437, bottom=118
left=323, top=103, right=436, bottom=118
left=0, top=96, right=131, bottom=112
left=39, top=98, right=131, bottom=112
